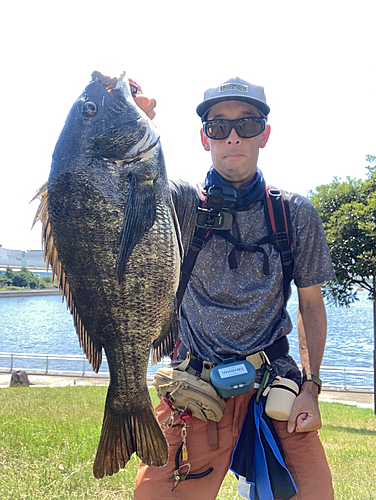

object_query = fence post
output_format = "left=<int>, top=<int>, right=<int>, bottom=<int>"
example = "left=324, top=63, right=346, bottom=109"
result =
left=82, top=357, right=85, bottom=377
left=45, top=355, right=49, bottom=375
left=10, top=354, right=13, bottom=372
left=344, top=367, right=347, bottom=390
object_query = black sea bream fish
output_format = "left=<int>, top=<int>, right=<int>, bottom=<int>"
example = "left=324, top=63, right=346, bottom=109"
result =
left=32, top=72, right=182, bottom=478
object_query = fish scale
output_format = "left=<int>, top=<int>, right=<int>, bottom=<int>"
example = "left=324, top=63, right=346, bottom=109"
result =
left=32, top=71, right=182, bottom=478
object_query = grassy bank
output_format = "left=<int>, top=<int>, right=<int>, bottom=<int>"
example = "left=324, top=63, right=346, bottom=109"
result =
left=0, top=387, right=375, bottom=500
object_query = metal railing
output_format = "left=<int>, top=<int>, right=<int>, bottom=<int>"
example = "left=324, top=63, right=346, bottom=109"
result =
left=0, top=351, right=170, bottom=379
left=318, top=365, right=374, bottom=391
left=0, top=352, right=107, bottom=377
left=0, top=351, right=374, bottom=390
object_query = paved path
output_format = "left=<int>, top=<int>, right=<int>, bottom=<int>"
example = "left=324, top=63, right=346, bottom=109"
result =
left=0, top=372, right=374, bottom=409
left=319, top=387, right=374, bottom=408
left=0, top=372, right=110, bottom=388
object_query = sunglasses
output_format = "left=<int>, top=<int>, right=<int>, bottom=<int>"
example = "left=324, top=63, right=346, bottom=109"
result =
left=203, top=117, right=266, bottom=140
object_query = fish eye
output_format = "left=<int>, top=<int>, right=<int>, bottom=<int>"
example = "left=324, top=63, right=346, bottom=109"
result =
left=82, top=101, right=98, bottom=117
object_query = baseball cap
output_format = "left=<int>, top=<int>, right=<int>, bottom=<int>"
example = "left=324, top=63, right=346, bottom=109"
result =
left=196, top=77, right=270, bottom=119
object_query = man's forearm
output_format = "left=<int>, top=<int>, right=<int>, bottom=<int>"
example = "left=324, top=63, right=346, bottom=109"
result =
left=297, top=284, right=327, bottom=390
left=286, top=285, right=327, bottom=432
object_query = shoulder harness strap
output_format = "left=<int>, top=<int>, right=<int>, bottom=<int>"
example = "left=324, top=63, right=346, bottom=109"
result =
left=176, top=185, right=294, bottom=308
left=264, top=185, right=294, bottom=304
left=176, top=191, right=212, bottom=307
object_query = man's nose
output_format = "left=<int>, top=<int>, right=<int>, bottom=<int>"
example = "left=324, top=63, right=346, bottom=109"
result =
left=226, top=127, right=241, bottom=144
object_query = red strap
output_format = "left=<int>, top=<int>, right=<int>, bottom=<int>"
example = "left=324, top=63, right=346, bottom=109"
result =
left=171, top=338, right=181, bottom=361
left=265, top=185, right=290, bottom=247
left=265, top=186, right=277, bottom=234
left=280, top=196, right=290, bottom=246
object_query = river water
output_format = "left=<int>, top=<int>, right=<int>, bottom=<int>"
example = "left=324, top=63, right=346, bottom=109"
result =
left=0, top=287, right=374, bottom=381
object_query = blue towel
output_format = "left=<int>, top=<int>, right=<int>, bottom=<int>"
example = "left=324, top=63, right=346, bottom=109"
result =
left=230, top=394, right=297, bottom=500
left=204, top=167, right=266, bottom=211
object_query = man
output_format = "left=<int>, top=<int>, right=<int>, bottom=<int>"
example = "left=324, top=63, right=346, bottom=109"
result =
left=133, top=78, right=335, bottom=499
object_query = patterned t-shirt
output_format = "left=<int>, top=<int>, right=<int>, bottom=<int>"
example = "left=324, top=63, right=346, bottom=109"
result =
left=170, top=180, right=335, bottom=384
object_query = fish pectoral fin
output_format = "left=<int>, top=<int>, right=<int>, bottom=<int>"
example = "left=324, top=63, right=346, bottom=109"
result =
left=151, top=300, right=179, bottom=364
left=31, top=181, right=103, bottom=373
left=117, top=174, right=156, bottom=283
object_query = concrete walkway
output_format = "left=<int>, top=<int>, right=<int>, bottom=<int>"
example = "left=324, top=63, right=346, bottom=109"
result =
left=319, top=387, right=374, bottom=409
left=0, top=372, right=374, bottom=409
left=0, top=372, right=110, bottom=388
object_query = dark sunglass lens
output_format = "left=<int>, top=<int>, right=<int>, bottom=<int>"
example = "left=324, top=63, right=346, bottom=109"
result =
left=206, top=121, right=231, bottom=139
left=236, top=119, right=263, bottom=138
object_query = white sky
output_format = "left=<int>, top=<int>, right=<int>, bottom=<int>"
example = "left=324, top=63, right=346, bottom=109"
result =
left=1, top=0, right=375, bottom=251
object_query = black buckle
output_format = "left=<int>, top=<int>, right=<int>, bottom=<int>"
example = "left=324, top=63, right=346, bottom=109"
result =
left=190, top=235, right=207, bottom=252
left=236, top=243, right=256, bottom=252
left=281, top=249, right=293, bottom=266
left=274, top=231, right=289, bottom=243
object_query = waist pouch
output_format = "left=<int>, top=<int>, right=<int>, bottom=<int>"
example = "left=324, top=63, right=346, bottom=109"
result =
left=152, top=367, right=226, bottom=422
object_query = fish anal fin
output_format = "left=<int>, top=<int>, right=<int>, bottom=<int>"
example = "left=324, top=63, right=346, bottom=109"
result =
left=93, top=397, right=168, bottom=478
left=31, top=182, right=104, bottom=373
left=152, top=302, right=178, bottom=364
left=117, top=175, right=156, bottom=284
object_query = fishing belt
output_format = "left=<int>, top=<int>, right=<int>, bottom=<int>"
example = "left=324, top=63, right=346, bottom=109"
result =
left=177, top=335, right=289, bottom=377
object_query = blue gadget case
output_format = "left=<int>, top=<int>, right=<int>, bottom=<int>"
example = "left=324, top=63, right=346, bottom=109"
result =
left=210, top=358, right=256, bottom=398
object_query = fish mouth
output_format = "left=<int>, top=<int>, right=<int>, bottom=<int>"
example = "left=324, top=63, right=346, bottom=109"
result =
left=92, top=71, right=126, bottom=90
left=91, top=71, right=160, bottom=161
left=91, top=71, right=132, bottom=100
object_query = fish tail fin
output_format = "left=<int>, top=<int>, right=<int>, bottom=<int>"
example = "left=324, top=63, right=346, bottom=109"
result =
left=93, top=399, right=168, bottom=479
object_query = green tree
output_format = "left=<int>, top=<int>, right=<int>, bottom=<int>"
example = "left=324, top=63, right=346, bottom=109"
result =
left=0, top=266, right=15, bottom=287
left=13, top=267, right=40, bottom=289
left=0, top=273, right=11, bottom=287
left=309, top=155, right=376, bottom=306
left=5, top=266, right=15, bottom=283
left=310, top=155, right=376, bottom=413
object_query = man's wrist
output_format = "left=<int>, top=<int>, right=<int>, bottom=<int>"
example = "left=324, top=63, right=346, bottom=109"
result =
left=301, top=374, right=322, bottom=394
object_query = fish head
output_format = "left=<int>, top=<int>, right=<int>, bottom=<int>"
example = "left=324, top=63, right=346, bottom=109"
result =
left=50, top=71, right=159, bottom=176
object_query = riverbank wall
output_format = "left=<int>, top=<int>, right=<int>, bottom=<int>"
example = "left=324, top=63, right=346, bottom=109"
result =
left=0, top=288, right=60, bottom=298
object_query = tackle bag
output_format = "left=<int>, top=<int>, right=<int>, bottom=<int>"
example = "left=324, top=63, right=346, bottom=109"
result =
left=152, top=367, right=226, bottom=422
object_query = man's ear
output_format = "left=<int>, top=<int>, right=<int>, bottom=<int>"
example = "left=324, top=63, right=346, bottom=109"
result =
left=259, top=124, right=271, bottom=149
left=200, top=129, right=211, bottom=151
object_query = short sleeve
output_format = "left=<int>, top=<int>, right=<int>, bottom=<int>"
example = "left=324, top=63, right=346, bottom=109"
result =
left=288, top=194, right=336, bottom=288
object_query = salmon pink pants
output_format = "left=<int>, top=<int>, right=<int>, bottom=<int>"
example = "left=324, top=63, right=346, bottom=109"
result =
left=133, top=390, right=334, bottom=500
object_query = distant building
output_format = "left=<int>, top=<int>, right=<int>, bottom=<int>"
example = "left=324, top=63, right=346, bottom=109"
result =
left=26, top=250, right=45, bottom=262
left=0, top=245, right=47, bottom=270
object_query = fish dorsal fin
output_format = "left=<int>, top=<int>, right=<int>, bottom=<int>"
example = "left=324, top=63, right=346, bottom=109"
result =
left=31, top=183, right=103, bottom=373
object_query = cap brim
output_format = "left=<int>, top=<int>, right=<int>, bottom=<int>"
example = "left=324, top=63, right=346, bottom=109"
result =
left=197, top=95, right=270, bottom=118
